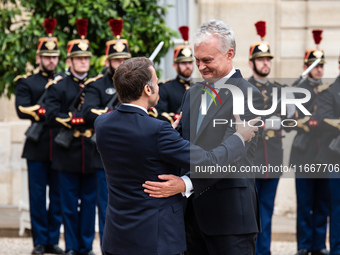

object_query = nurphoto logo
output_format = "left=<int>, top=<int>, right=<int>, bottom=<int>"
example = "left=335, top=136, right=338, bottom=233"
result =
left=200, top=83, right=312, bottom=129
left=200, top=83, right=311, bottom=116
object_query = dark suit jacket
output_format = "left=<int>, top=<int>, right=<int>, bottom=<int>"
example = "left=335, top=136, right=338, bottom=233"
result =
left=94, top=104, right=246, bottom=255
left=179, top=69, right=263, bottom=235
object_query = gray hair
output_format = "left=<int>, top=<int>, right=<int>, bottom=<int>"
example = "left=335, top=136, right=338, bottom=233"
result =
left=194, top=19, right=236, bottom=56
left=147, top=79, right=155, bottom=92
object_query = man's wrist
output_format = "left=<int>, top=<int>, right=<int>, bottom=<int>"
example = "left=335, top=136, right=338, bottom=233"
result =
left=181, top=175, right=193, bottom=197
left=233, top=132, right=245, bottom=146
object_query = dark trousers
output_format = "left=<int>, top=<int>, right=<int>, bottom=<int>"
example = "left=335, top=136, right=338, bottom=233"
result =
left=59, top=171, right=96, bottom=253
left=185, top=199, right=257, bottom=255
left=255, top=178, right=279, bottom=255
left=330, top=178, right=340, bottom=255
left=296, top=178, right=329, bottom=251
left=96, top=168, right=108, bottom=251
left=27, top=160, right=62, bottom=246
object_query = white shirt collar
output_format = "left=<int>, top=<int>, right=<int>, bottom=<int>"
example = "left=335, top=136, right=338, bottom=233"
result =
left=72, top=72, right=88, bottom=80
left=214, top=67, right=236, bottom=86
left=123, top=103, right=148, bottom=113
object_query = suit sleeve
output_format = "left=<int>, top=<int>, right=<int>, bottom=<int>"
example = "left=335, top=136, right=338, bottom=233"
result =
left=157, top=122, right=246, bottom=195
left=223, top=85, right=263, bottom=163
left=244, top=86, right=264, bottom=153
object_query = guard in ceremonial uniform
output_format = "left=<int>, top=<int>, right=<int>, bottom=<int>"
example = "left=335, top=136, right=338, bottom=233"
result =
left=45, top=19, right=96, bottom=255
left=315, top=55, right=340, bottom=255
left=153, top=26, right=194, bottom=124
left=289, top=30, right=329, bottom=255
left=82, top=18, right=131, bottom=252
left=15, top=18, right=64, bottom=255
left=248, top=21, right=294, bottom=255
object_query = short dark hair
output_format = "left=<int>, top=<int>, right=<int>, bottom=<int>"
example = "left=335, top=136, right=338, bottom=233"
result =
left=114, top=57, right=153, bottom=103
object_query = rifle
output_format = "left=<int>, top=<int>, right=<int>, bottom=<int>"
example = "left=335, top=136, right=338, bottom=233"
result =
left=288, top=58, right=322, bottom=151
left=291, top=58, right=321, bottom=87
left=149, top=41, right=164, bottom=62
left=54, top=88, right=85, bottom=149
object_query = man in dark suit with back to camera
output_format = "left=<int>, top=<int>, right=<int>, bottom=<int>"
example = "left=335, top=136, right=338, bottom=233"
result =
left=95, top=57, right=260, bottom=255
left=143, top=19, right=264, bottom=255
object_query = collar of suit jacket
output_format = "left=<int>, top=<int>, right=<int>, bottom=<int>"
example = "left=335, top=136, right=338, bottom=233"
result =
left=118, top=104, right=148, bottom=116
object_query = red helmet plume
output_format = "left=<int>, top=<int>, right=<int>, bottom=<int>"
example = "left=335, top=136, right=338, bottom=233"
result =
left=43, top=18, right=57, bottom=36
left=255, top=21, right=266, bottom=40
left=76, top=19, right=88, bottom=39
left=179, top=26, right=189, bottom=42
left=312, top=30, right=323, bottom=46
left=108, top=19, right=124, bottom=39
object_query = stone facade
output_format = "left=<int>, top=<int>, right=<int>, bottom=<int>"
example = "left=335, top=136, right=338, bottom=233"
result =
left=0, top=97, right=28, bottom=205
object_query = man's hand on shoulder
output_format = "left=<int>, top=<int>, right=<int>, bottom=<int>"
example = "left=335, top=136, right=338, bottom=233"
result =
left=143, top=174, right=185, bottom=198
left=234, top=114, right=260, bottom=142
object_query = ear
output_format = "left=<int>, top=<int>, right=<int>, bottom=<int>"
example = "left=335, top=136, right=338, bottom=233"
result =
left=144, top=84, right=152, bottom=96
left=227, top=48, right=235, bottom=59
left=249, top=60, right=254, bottom=69
left=303, top=64, right=308, bottom=71
left=35, top=55, right=41, bottom=64
left=105, top=58, right=110, bottom=68
left=172, top=62, right=177, bottom=70
left=66, top=58, right=72, bottom=67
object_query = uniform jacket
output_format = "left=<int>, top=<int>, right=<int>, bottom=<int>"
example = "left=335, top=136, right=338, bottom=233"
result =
left=289, top=78, right=322, bottom=169
left=95, top=104, right=246, bottom=255
left=179, top=70, right=263, bottom=235
left=315, top=76, right=340, bottom=164
left=155, top=76, right=190, bottom=123
left=45, top=74, right=96, bottom=174
left=248, top=76, right=284, bottom=178
left=15, top=71, right=57, bottom=161
left=82, top=72, right=120, bottom=169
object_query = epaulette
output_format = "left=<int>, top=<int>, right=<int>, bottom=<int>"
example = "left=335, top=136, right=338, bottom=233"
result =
left=159, top=79, right=171, bottom=85
left=84, top=73, right=104, bottom=86
left=45, top=76, right=63, bottom=89
left=148, top=107, right=158, bottom=118
left=317, top=82, right=332, bottom=93
left=161, top=112, right=175, bottom=125
left=273, top=80, right=287, bottom=88
left=14, top=72, right=32, bottom=82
